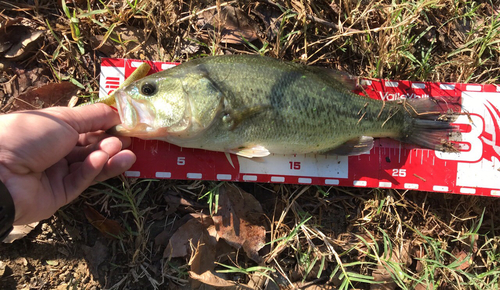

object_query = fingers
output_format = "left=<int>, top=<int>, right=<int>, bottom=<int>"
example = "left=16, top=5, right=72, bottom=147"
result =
left=94, top=150, right=136, bottom=182
left=64, top=149, right=136, bottom=202
left=63, top=150, right=110, bottom=203
left=77, top=131, right=131, bottom=147
left=67, top=136, right=132, bottom=164
left=44, top=103, right=122, bottom=134
left=77, top=131, right=106, bottom=146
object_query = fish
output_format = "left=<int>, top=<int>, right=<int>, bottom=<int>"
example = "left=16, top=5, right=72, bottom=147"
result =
left=109, top=54, right=460, bottom=158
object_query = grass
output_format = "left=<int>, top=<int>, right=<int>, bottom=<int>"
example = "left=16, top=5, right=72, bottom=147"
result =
left=1, top=0, right=500, bottom=289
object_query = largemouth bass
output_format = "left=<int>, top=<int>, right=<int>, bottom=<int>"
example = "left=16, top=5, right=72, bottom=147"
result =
left=110, top=55, right=459, bottom=157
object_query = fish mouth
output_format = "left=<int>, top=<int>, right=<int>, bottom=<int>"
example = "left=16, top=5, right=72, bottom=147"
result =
left=113, top=90, right=156, bottom=136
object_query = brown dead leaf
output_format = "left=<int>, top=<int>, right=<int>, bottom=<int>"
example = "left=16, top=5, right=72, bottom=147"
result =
left=451, top=249, right=472, bottom=270
left=189, top=271, right=254, bottom=290
left=371, top=267, right=397, bottom=290
left=0, top=16, right=22, bottom=29
left=371, top=243, right=411, bottom=290
left=2, top=222, right=39, bottom=243
left=4, top=30, right=43, bottom=59
left=212, top=184, right=266, bottom=263
left=9, top=82, right=78, bottom=111
left=156, top=212, right=212, bottom=247
left=197, top=6, right=258, bottom=44
left=0, top=16, right=43, bottom=60
left=164, top=191, right=208, bottom=215
left=82, top=240, right=108, bottom=279
left=414, top=282, right=434, bottom=290
left=190, top=225, right=218, bottom=289
left=0, top=16, right=23, bottom=53
left=163, top=214, right=214, bottom=258
left=83, top=205, right=125, bottom=239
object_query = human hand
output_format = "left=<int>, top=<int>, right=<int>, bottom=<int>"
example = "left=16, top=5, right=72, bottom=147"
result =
left=0, top=104, right=136, bottom=225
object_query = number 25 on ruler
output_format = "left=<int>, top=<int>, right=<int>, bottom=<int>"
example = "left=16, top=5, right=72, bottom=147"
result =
left=392, top=169, right=406, bottom=177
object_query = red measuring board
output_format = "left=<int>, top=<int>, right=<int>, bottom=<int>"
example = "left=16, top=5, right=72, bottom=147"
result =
left=100, top=58, right=500, bottom=197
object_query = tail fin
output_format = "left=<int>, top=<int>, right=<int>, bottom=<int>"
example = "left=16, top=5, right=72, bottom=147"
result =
left=398, top=96, right=462, bottom=152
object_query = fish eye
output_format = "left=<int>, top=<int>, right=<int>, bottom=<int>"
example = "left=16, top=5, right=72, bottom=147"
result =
left=141, top=82, right=157, bottom=96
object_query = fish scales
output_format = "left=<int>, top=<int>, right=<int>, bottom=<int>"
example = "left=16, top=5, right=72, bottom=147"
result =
left=110, top=55, right=458, bottom=157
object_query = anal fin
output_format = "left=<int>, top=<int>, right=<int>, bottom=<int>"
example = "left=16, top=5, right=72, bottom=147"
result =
left=324, top=136, right=374, bottom=156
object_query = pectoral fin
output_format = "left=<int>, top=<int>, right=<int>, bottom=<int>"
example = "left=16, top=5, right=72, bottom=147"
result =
left=230, top=145, right=270, bottom=158
left=325, top=136, right=374, bottom=156
left=223, top=105, right=271, bottom=130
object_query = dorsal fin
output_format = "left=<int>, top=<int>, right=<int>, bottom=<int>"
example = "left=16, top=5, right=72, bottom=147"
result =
left=304, top=66, right=359, bottom=92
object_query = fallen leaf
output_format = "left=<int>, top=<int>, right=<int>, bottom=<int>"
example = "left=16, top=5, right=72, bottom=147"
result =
left=190, top=225, right=218, bottom=289
left=10, top=82, right=78, bottom=111
left=2, top=67, right=58, bottom=113
left=189, top=271, right=254, bottom=290
left=0, top=16, right=23, bottom=53
left=163, top=214, right=214, bottom=258
left=67, top=96, right=79, bottom=108
left=156, top=212, right=211, bottom=247
left=46, top=260, right=59, bottom=266
left=451, top=249, right=472, bottom=270
left=154, top=228, right=171, bottom=247
left=0, top=261, right=6, bottom=277
left=82, top=240, right=108, bottom=278
left=164, top=191, right=208, bottom=215
left=198, top=6, right=258, bottom=44
left=1, top=222, right=38, bottom=243
left=0, top=16, right=44, bottom=60
left=253, top=3, right=282, bottom=40
left=0, top=16, right=22, bottom=30
left=414, top=282, right=434, bottom=290
left=83, top=205, right=125, bottom=239
left=3, top=29, right=43, bottom=59
left=371, top=242, right=411, bottom=290
left=179, top=38, right=200, bottom=55
left=371, top=268, right=397, bottom=290
left=212, top=184, right=266, bottom=263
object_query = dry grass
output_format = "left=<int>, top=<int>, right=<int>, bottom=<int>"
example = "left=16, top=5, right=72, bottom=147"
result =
left=1, top=0, right=500, bottom=289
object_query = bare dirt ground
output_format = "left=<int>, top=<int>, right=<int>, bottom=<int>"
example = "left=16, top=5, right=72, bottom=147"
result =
left=1, top=0, right=500, bottom=289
